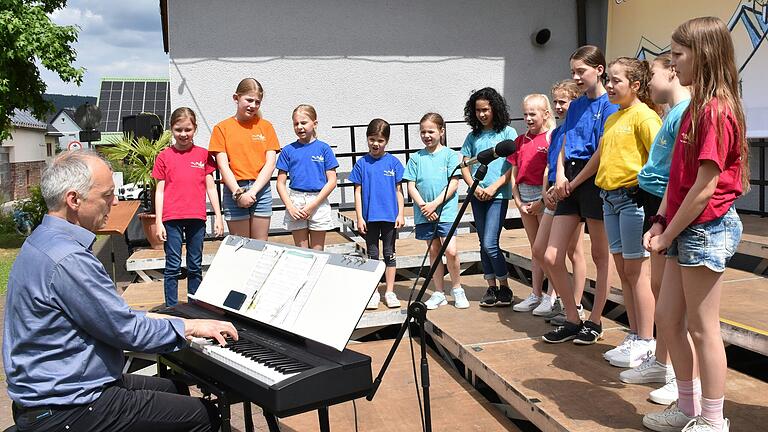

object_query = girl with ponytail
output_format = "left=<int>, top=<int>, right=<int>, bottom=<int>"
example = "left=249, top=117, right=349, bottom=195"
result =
left=593, top=57, right=662, bottom=364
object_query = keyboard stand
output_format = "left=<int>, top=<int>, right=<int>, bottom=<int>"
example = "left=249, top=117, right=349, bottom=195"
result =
left=158, top=355, right=260, bottom=432
left=158, top=355, right=332, bottom=432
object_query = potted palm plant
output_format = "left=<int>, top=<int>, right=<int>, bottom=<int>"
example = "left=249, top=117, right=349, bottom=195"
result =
left=102, top=131, right=172, bottom=249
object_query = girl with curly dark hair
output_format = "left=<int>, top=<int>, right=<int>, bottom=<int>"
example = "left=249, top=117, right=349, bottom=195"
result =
left=460, top=87, right=518, bottom=308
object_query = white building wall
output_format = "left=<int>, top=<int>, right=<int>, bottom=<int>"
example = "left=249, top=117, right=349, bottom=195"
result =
left=168, top=0, right=580, bottom=228
left=3, top=128, right=47, bottom=163
left=168, top=0, right=578, bottom=151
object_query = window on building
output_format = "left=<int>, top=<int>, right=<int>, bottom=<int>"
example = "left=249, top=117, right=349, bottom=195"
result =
left=47, top=142, right=53, bottom=157
left=26, top=169, right=30, bottom=186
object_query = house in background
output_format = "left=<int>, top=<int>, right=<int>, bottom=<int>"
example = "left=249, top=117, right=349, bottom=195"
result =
left=0, top=109, right=48, bottom=201
left=46, top=108, right=84, bottom=155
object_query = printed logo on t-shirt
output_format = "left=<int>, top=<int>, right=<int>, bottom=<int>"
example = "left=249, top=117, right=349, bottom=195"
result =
left=383, top=169, right=395, bottom=177
left=252, top=133, right=266, bottom=142
left=311, top=155, right=325, bottom=163
left=679, top=132, right=690, bottom=146
left=190, top=161, right=206, bottom=169
left=593, top=111, right=602, bottom=120
left=658, top=136, right=669, bottom=148
left=616, top=125, right=633, bottom=135
left=536, top=146, right=548, bottom=153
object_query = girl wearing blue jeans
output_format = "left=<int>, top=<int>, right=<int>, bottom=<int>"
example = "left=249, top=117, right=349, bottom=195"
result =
left=460, top=87, right=517, bottom=307
left=153, top=108, right=224, bottom=306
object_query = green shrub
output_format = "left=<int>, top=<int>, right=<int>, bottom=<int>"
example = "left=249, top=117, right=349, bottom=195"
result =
left=0, top=211, right=15, bottom=234
left=14, top=185, right=47, bottom=229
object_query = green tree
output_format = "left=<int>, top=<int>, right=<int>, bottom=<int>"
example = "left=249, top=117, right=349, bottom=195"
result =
left=0, top=0, right=84, bottom=140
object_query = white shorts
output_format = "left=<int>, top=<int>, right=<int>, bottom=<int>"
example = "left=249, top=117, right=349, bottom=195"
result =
left=284, top=190, right=336, bottom=231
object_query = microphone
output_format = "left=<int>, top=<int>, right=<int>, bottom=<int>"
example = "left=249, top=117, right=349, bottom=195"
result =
left=458, top=139, right=517, bottom=168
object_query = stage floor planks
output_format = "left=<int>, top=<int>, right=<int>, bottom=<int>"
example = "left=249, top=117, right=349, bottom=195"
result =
left=424, top=274, right=768, bottom=432
left=277, top=339, right=521, bottom=432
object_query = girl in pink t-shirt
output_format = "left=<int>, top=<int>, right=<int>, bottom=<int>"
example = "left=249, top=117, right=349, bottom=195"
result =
left=508, top=94, right=554, bottom=313
left=153, top=107, right=224, bottom=306
left=643, top=17, right=748, bottom=432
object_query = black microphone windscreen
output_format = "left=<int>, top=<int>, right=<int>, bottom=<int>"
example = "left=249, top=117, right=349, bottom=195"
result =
left=494, top=139, right=517, bottom=157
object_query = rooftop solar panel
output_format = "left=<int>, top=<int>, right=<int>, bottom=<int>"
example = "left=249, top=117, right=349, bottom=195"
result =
left=96, top=78, right=170, bottom=133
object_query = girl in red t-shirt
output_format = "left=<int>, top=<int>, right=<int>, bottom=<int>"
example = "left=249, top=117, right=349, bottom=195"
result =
left=153, top=108, right=224, bottom=306
left=508, top=94, right=554, bottom=313
left=643, top=17, right=748, bottom=432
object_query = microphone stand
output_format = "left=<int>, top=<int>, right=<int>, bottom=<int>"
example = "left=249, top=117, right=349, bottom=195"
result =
left=367, top=164, right=488, bottom=432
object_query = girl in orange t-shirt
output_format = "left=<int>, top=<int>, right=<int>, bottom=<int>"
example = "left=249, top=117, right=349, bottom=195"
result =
left=209, top=78, right=280, bottom=240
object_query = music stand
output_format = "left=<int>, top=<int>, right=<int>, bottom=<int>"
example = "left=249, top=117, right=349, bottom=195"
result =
left=367, top=164, right=488, bottom=432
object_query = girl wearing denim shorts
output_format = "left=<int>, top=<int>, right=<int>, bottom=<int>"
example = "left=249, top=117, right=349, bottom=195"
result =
left=209, top=78, right=280, bottom=240
left=509, top=94, right=555, bottom=313
left=460, top=88, right=517, bottom=308
left=642, top=17, right=748, bottom=432
left=406, top=113, right=467, bottom=310
left=595, top=58, right=662, bottom=362
left=275, top=105, right=338, bottom=251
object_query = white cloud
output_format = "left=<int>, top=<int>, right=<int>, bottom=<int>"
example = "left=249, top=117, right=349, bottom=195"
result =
left=42, top=0, right=168, bottom=96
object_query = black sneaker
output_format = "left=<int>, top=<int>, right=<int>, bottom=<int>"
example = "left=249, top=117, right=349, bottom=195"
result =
left=542, top=320, right=582, bottom=343
left=480, top=286, right=498, bottom=307
left=573, top=320, right=603, bottom=345
left=495, top=285, right=513, bottom=307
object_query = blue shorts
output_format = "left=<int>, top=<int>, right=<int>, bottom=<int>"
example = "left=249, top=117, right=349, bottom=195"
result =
left=666, top=206, right=742, bottom=273
left=415, top=222, right=453, bottom=240
left=222, top=181, right=273, bottom=221
left=601, top=188, right=648, bottom=259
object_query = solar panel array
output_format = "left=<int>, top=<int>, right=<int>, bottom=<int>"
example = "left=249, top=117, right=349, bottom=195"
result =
left=97, top=80, right=170, bottom=133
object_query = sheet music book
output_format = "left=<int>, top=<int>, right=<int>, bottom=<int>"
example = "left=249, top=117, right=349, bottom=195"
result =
left=191, top=236, right=385, bottom=351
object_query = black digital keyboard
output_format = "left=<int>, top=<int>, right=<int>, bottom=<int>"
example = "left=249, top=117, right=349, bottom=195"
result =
left=157, top=302, right=373, bottom=423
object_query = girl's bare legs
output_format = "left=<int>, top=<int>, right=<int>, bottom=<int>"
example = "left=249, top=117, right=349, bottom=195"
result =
left=568, top=222, right=586, bottom=302
left=650, top=252, right=670, bottom=364
left=442, top=236, right=461, bottom=288
left=585, top=218, right=610, bottom=325
left=292, top=228, right=310, bottom=248
left=543, top=214, right=583, bottom=323
left=226, top=219, right=250, bottom=237
left=308, top=230, right=326, bottom=251
left=521, top=212, right=544, bottom=296
left=428, top=240, right=445, bottom=293
left=656, top=259, right=698, bottom=382
left=249, top=216, right=270, bottom=241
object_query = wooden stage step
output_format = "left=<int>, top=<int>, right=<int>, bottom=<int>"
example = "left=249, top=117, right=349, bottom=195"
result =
left=278, top=339, right=521, bottom=431
left=424, top=274, right=768, bottom=432
left=500, top=230, right=768, bottom=356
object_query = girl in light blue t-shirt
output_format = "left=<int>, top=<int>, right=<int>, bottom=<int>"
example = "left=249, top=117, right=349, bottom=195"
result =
left=460, top=87, right=517, bottom=308
left=404, top=113, right=467, bottom=310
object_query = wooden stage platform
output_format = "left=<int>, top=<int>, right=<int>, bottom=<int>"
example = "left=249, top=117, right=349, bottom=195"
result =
left=500, top=223, right=768, bottom=357
left=423, top=274, right=768, bottom=432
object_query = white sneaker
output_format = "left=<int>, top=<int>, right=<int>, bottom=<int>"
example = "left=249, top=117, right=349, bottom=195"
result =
left=532, top=294, right=556, bottom=316
left=610, top=338, right=656, bottom=368
left=451, top=287, right=469, bottom=309
left=643, top=401, right=695, bottom=432
left=366, top=292, right=381, bottom=310
left=513, top=293, right=541, bottom=312
left=619, top=355, right=672, bottom=384
left=425, top=291, right=448, bottom=310
left=604, top=333, right=637, bottom=361
left=650, top=377, right=678, bottom=405
left=384, top=292, right=400, bottom=308
left=682, top=416, right=730, bottom=432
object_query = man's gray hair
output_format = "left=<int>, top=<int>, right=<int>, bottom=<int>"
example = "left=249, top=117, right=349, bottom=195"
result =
left=41, top=150, right=112, bottom=211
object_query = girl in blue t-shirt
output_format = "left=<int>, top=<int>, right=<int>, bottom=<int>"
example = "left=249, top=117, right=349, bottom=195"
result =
left=275, top=104, right=338, bottom=250
left=532, top=80, right=586, bottom=320
left=350, top=118, right=405, bottom=310
left=460, top=87, right=517, bottom=308
left=542, top=45, right=618, bottom=345
left=405, top=113, right=466, bottom=310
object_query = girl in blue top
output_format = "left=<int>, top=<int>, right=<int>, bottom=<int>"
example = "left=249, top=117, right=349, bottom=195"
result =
left=542, top=45, right=619, bottom=345
left=276, top=104, right=338, bottom=250
left=460, top=87, right=518, bottom=308
left=350, top=118, right=405, bottom=310
left=405, top=113, right=467, bottom=310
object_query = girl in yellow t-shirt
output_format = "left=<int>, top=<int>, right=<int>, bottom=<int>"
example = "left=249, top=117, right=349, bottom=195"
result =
left=209, top=78, right=281, bottom=240
left=596, top=57, right=661, bottom=365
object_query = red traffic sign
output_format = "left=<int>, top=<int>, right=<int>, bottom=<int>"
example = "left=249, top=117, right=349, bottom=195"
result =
left=67, top=140, right=83, bottom=151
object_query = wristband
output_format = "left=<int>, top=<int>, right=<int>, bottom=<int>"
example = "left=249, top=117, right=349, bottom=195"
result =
left=232, top=187, right=246, bottom=201
left=649, top=214, right=667, bottom=230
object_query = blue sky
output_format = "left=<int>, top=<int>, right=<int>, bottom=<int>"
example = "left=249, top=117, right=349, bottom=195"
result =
left=42, top=0, right=168, bottom=96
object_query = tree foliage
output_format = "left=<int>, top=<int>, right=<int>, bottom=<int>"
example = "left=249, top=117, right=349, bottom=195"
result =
left=0, top=0, right=84, bottom=140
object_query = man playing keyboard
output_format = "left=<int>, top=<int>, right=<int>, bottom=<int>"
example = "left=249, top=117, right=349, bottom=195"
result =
left=2, top=151, right=238, bottom=432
